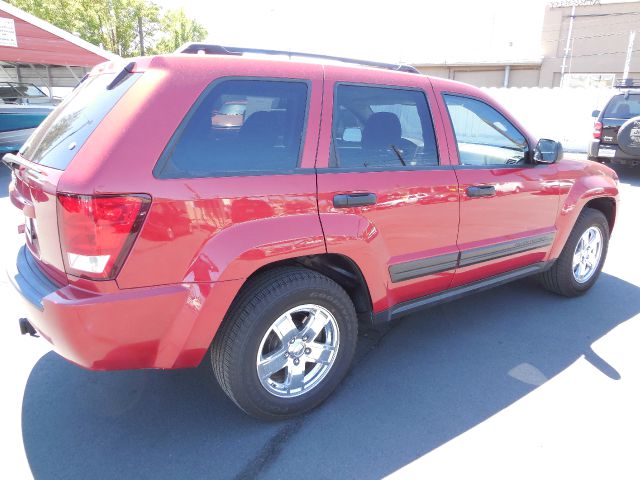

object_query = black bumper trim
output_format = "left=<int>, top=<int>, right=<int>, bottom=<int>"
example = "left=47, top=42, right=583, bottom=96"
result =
left=374, top=261, right=553, bottom=324
left=388, top=232, right=555, bottom=283
left=6, top=245, right=59, bottom=310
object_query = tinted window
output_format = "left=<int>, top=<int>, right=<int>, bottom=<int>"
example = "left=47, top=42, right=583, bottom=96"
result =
left=444, top=95, right=527, bottom=166
left=331, top=85, right=438, bottom=168
left=603, top=94, right=640, bottom=119
left=0, top=83, right=19, bottom=99
left=20, top=72, right=140, bottom=170
left=155, top=80, right=308, bottom=178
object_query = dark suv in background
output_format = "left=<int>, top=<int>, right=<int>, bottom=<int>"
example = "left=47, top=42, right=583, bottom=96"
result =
left=589, top=80, right=640, bottom=166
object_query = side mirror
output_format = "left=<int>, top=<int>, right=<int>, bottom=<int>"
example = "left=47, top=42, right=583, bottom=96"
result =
left=591, top=110, right=601, bottom=118
left=534, top=138, right=563, bottom=164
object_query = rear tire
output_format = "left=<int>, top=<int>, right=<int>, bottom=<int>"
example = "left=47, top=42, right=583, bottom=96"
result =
left=540, top=208, right=609, bottom=297
left=211, top=267, right=358, bottom=420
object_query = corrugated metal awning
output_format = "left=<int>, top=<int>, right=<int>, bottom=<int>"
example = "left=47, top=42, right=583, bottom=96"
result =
left=0, top=1, right=118, bottom=67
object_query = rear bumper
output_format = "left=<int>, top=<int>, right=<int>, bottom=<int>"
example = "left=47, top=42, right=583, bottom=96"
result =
left=589, top=140, right=640, bottom=165
left=7, top=244, right=230, bottom=370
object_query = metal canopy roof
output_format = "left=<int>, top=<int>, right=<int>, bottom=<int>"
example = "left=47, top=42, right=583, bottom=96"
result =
left=0, top=1, right=117, bottom=67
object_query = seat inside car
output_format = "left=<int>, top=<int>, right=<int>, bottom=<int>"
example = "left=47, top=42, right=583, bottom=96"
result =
left=613, top=103, right=630, bottom=117
left=360, top=112, right=416, bottom=165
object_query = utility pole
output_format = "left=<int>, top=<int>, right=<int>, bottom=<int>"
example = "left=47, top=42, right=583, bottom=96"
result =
left=622, top=30, right=636, bottom=81
left=138, top=16, right=145, bottom=56
left=560, top=5, right=576, bottom=87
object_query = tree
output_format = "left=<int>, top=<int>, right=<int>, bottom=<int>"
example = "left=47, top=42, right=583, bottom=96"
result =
left=76, top=0, right=161, bottom=57
left=150, top=8, right=207, bottom=54
left=7, top=0, right=207, bottom=57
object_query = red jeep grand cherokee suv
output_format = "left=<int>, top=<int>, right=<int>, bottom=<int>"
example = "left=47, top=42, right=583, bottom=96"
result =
left=6, top=44, right=619, bottom=419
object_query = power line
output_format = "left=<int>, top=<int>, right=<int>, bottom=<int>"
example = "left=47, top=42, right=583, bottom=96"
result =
left=542, top=17, right=640, bottom=35
left=547, top=48, right=640, bottom=60
left=541, top=14, right=640, bottom=32
left=571, top=12, right=640, bottom=19
left=541, top=31, right=627, bottom=44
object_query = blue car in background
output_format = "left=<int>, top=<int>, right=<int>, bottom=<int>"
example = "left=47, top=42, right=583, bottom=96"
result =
left=0, top=82, right=59, bottom=155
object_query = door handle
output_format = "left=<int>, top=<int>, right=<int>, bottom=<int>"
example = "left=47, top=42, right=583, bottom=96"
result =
left=466, top=185, right=496, bottom=198
left=333, top=193, right=377, bottom=208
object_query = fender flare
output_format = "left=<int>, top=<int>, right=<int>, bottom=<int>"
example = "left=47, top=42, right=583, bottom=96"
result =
left=548, top=178, right=618, bottom=260
left=183, top=213, right=327, bottom=283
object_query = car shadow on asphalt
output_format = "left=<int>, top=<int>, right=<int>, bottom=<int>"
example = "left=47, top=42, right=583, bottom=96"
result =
left=612, top=163, right=640, bottom=187
left=21, top=273, right=640, bottom=480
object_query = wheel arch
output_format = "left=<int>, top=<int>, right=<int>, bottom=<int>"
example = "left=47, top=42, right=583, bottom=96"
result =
left=584, top=196, right=616, bottom=233
left=548, top=168, right=618, bottom=261
left=239, top=253, right=375, bottom=325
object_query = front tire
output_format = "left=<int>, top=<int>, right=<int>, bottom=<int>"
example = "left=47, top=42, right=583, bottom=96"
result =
left=211, top=267, right=358, bottom=420
left=540, top=208, right=609, bottom=297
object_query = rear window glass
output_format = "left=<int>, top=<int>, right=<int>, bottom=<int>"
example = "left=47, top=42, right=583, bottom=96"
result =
left=20, top=71, right=140, bottom=170
left=154, top=79, right=308, bottom=178
left=603, top=94, right=640, bottom=119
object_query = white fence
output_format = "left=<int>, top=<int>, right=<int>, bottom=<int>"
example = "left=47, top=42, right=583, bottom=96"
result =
left=481, top=87, right=617, bottom=153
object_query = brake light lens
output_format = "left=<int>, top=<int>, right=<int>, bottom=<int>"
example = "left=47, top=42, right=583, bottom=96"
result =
left=593, top=121, right=602, bottom=139
left=57, top=194, right=151, bottom=280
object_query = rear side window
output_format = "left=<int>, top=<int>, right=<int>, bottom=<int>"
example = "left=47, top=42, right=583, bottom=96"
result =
left=20, top=72, right=140, bottom=170
left=155, top=79, right=308, bottom=178
left=603, top=94, right=640, bottom=119
left=331, top=84, right=438, bottom=169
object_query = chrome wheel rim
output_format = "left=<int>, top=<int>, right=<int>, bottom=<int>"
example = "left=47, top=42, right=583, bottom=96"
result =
left=256, top=304, right=340, bottom=398
left=572, top=226, right=603, bottom=283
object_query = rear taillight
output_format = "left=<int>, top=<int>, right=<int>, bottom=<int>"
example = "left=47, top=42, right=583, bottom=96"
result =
left=593, top=121, right=602, bottom=139
left=57, top=193, right=151, bottom=280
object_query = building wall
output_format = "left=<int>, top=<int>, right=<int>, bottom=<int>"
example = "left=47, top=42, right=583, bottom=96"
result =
left=416, top=65, right=540, bottom=87
left=509, top=68, right=540, bottom=87
left=414, top=1, right=640, bottom=88
left=453, top=69, right=505, bottom=87
left=415, top=66, right=451, bottom=78
left=540, top=1, right=640, bottom=87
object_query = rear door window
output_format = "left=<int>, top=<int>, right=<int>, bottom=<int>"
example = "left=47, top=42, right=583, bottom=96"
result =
left=20, top=72, right=140, bottom=170
left=154, top=79, right=309, bottom=178
left=603, top=94, right=640, bottom=119
left=330, top=84, right=438, bottom=169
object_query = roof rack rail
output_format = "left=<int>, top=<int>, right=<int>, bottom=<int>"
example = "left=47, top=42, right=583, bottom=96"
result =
left=175, top=43, right=420, bottom=74
left=614, top=78, right=640, bottom=88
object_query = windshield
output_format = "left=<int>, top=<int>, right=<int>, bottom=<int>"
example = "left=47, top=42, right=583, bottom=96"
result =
left=10, top=83, right=46, bottom=97
left=20, top=71, right=140, bottom=170
left=603, top=94, right=640, bottom=119
left=0, top=82, right=46, bottom=99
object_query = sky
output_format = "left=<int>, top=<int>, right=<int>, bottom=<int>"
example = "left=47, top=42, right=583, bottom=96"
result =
left=154, top=0, right=638, bottom=64
left=154, top=0, right=550, bottom=64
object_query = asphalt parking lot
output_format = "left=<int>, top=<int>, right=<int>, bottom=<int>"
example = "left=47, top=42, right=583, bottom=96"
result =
left=1, top=162, right=639, bottom=480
